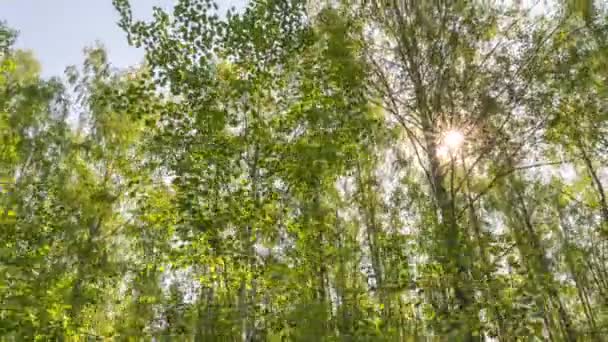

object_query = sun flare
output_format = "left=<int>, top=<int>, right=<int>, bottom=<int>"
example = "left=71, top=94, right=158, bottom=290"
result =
left=443, top=130, right=464, bottom=149
left=437, top=129, right=465, bottom=159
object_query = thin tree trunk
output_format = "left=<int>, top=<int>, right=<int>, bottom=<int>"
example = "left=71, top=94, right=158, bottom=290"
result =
left=558, top=209, right=598, bottom=333
left=578, top=139, right=608, bottom=229
left=355, top=162, right=384, bottom=302
left=239, top=144, right=260, bottom=342
left=514, top=187, right=577, bottom=342
left=422, top=119, right=476, bottom=340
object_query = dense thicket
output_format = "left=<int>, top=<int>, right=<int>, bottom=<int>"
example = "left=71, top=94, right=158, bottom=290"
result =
left=1, top=0, right=608, bottom=340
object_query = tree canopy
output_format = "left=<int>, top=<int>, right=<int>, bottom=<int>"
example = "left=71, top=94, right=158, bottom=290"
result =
left=1, top=0, right=608, bottom=340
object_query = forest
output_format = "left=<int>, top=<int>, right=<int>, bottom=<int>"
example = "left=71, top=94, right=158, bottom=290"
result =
left=1, top=0, right=608, bottom=340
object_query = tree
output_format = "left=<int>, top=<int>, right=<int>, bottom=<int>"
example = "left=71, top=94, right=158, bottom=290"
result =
left=2, top=0, right=608, bottom=339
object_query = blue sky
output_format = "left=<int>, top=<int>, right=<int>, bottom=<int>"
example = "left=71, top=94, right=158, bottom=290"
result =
left=1, top=0, right=246, bottom=78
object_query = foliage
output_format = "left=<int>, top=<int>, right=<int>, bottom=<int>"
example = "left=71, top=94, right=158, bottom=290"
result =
left=1, top=0, right=608, bottom=340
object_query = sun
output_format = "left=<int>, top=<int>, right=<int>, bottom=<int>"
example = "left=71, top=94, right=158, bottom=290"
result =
left=443, top=130, right=464, bottom=149
left=437, top=129, right=465, bottom=158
